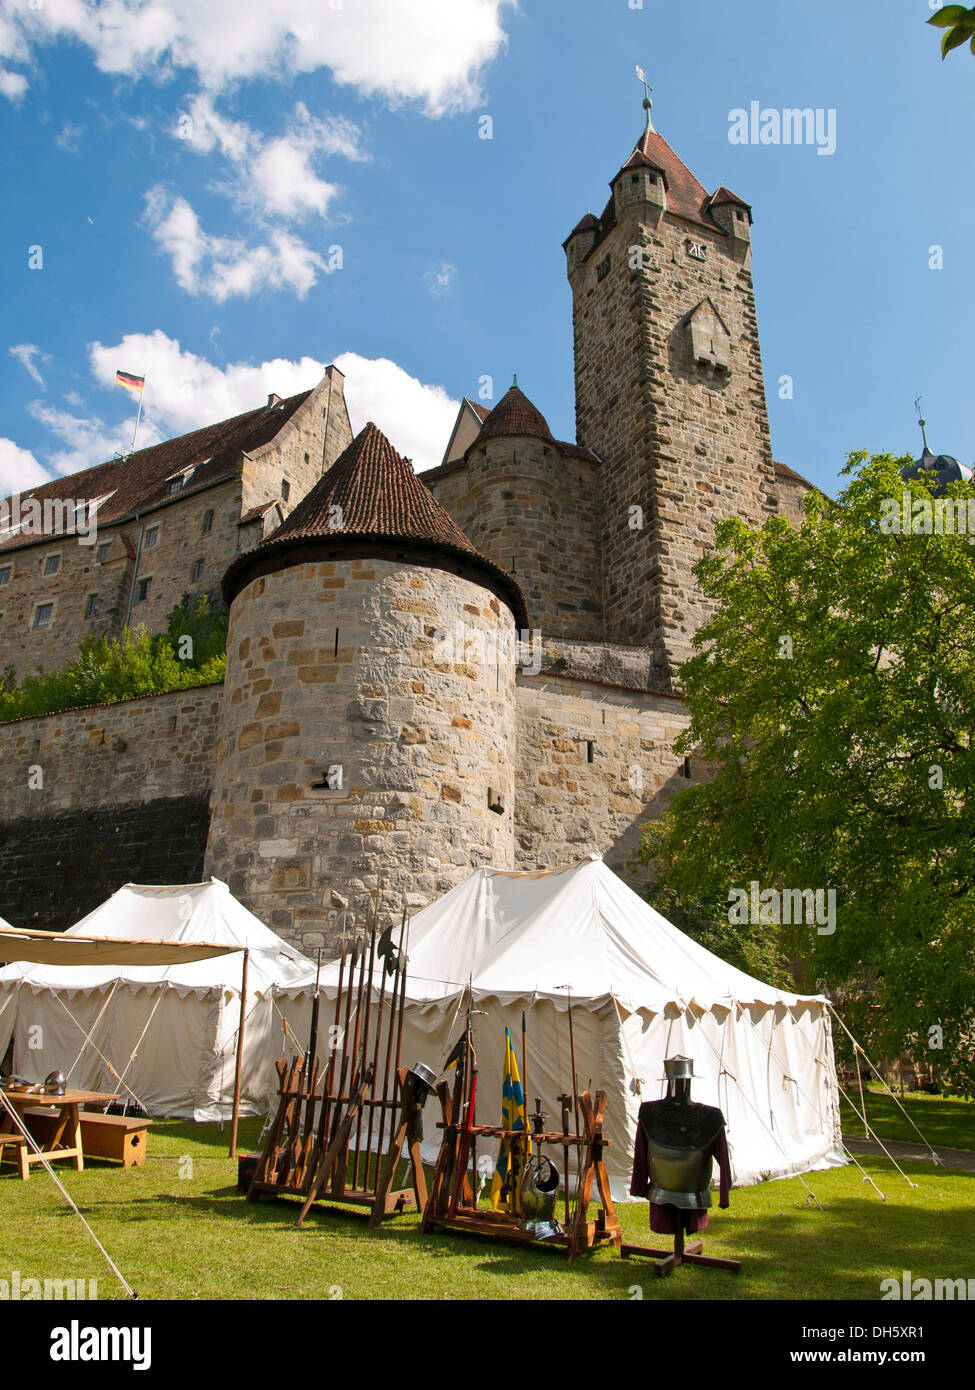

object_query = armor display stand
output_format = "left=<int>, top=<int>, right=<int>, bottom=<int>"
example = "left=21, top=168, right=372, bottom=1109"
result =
left=622, top=1056, right=742, bottom=1278
left=421, top=1085, right=621, bottom=1261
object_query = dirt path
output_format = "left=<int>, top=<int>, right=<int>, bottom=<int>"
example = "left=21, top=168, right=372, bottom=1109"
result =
left=842, top=1135, right=975, bottom=1173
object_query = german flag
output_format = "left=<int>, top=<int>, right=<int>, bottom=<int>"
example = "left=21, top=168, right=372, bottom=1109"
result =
left=115, top=370, right=145, bottom=393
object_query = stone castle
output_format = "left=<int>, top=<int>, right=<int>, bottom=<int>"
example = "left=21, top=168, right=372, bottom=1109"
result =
left=0, top=107, right=814, bottom=949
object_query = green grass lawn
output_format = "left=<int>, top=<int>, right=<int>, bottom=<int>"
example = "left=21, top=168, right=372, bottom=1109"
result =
left=839, top=1084, right=975, bottom=1151
left=1, top=1113, right=973, bottom=1301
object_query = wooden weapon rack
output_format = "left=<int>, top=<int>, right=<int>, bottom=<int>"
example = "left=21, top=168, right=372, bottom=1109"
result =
left=421, top=1084, right=621, bottom=1261
left=245, top=914, right=427, bottom=1227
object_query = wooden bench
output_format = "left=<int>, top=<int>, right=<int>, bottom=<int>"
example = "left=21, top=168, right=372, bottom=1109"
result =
left=0, top=1130, right=29, bottom=1179
left=22, top=1108, right=150, bottom=1168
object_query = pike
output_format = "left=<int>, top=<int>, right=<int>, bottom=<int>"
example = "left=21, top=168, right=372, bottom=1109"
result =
left=559, top=983, right=583, bottom=1198
left=293, top=948, right=323, bottom=1188
left=313, top=932, right=347, bottom=1168
left=333, top=925, right=369, bottom=1194
left=352, top=911, right=378, bottom=1190
left=364, top=913, right=393, bottom=1193
left=374, top=907, right=407, bottom=1189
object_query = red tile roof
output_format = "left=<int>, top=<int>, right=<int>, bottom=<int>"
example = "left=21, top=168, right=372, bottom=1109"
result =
left=0, top=392, right=310, bottom=553
left=620, top=125, right=720, bottom=231
left=224, top=422, right=527, bottom=624
left=708, top=185, right=752, bottom=221
left=474, top=385, right=554, bottom=445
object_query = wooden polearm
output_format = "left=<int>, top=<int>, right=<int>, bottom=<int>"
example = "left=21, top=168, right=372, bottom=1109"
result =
left=314, top=934, right=347, bottom=1163
left=228, top=947, right=249, bottom=1158
left=352, top=914, right=378, bottom=1189
left=373, top=908, right=407, bottom=1186
left=363, top=918, right=392, bottom=1192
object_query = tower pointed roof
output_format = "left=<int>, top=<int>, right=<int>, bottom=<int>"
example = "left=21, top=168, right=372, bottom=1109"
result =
left=474, top=384, right=554, bottom=446
left=619, top=123, right=718, bottom=230
left=223, top=422, right=527, bottom=625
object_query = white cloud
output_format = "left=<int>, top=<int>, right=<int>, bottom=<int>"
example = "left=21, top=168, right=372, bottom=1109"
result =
left=2, top=335, right=460, bottom=485
left=142, top=186, right=328, bottom=300
left=422, top=261, right=458, bottom=298
left=9, top=343, right=48, bottom=388
left=176, top=95, right=364, bottom=222
left=0, top=67, right=27, bottom=101
left=5, top=1, right=513, bottom=114
left=0, top=438, right=47, bottom=494
left=334, top=351, right=458, bottom=470
left=27, top=401, right=142, bottom=476
left=84, top=332, right=458, bottom=471
left=55, top=121, right=84, bottom=151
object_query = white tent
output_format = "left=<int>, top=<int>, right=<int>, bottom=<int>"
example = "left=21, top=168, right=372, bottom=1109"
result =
left=0, top=879, right=313, bottom=1120
left=275, top=858, right=845, bottom=1197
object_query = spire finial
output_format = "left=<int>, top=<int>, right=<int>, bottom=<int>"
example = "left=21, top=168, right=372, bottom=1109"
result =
left=635, top=65, right=654, bottom=130
left=511, top=373, right=518, bottom=389
left=915, top=394, right=930, bottom=452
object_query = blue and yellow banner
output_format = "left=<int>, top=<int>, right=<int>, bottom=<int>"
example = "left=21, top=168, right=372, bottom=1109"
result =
left=490, top=1026, right=531, bottom=1213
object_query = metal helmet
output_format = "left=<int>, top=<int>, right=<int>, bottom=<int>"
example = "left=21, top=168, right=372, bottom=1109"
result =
left=520, top=1153, right=560, bottom=1225
left=43, top=1071, right=66, bottom=1095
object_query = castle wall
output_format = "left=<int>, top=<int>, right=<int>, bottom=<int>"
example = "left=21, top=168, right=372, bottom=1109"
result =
left=568, top=193, right=777, bottom=687
left=0, top=685, right=222, bottom=928
left=424, top=439, right=605, bottom=643
left=240, top=367, right=353, bottom=518
left=206, top=556, right=517, bottom=953
left=515, top=660, right=691, bottom=881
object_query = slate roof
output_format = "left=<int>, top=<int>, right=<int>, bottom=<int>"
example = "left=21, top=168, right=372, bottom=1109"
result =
left=223, top=422, right=527, bottom=625
left=0, top=392, right=310, bottom=553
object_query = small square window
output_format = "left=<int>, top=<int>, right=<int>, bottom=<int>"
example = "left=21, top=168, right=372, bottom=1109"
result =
left=0, top=565, right=10, bottom=586
left=167, top=477, right=183, bottom=496
left=281, top=479, right=291, bottom=502
left=85, top=594, right=97, bottom=619
left=192, top=559, right=204, bottom=583
left=202, top=510, right=214, bottom=535
left=144, top=526, right=159, bottom=549
left=136, top=577, right=151, bottom=603
left=96, top=542, right=111, bottom=564
left=44, top=554, right=60, bottom=575
left=34, top=603, right=53, bottom=629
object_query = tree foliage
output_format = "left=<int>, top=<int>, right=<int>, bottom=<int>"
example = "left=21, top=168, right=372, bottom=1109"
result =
left=0, top=594, right=226, bottom=722
left=928, top=5, right=975, bottom=59
left=632, top=452, right=975, bottom=1091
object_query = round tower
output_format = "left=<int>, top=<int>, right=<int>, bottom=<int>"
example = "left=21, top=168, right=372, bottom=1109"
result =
left=459, top=382, right=603, bottom=642
left=206, top=422, right=525, bottom=951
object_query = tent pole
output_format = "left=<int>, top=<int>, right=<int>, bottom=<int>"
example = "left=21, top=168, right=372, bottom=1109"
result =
left=229, top=949, right=249, bottom=1159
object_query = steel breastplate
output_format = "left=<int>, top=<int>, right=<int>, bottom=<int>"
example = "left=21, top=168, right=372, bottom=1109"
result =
left=645, top=1137, right=713, bottom=1209
left=639, top=1100, right=725, bottom=1210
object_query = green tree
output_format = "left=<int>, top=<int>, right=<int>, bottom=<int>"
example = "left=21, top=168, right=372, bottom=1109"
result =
left=928, top=5, right=975, bottom=59
left=633, top=451, right=975, bottom=1091
left=0, top=596, right=226, bottom=723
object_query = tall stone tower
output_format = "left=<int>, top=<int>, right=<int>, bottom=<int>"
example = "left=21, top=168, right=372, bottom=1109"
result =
left=207, top=423, right=526, bottom=945
left=564, top=99, right=778, bottom=689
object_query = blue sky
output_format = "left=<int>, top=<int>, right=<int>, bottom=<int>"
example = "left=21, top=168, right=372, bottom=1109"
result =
left=1, top=0, right=972, bottom=494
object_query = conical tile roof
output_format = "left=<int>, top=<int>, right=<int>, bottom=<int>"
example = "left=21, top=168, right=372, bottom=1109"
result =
left=223, top=422, right=527, bottom=626
left=474, top=385, right=554, bottom=446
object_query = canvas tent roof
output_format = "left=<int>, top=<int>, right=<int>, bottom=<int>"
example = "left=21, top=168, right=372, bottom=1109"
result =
left=397, top=856, right=824, bottom=1013
left=0, top=880, right=314, bottom=1120
left=0, top=879, right=311, bottom=997
left=0, top=924, right=241, bottom=968
left=275, top=859, right=845, bottom=1194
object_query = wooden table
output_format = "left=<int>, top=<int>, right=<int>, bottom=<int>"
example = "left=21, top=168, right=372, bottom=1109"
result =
left=0, top=1089, right=117, bottom=1179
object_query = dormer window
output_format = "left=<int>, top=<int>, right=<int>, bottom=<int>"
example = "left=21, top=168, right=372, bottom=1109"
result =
left=167, top=477, right=184, bottom=496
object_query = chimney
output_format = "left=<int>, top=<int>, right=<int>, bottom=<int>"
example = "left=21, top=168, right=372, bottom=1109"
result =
left=267, top=392, right=283, bottom=409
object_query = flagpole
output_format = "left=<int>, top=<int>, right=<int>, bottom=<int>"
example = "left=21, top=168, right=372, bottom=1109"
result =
left=130, top=377, right=146, bottom=454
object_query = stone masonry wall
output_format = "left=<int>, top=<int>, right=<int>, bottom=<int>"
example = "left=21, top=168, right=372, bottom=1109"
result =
left=206, top=557, right=517, bottom=954
left=567, top=181, right=778, bottom=688
left=0, top=685, right=222, bottom=927
left=515, top=663, right=691, bottom=883
left=424, top=439, right=605, bottom=642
